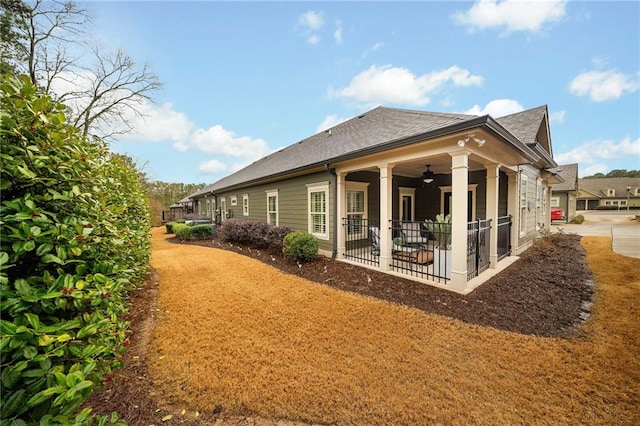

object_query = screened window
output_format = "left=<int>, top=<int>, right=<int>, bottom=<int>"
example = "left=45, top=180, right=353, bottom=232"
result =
left=266, top=190, right=278, bottom=226
left=307, top=183, right=329, bottom=239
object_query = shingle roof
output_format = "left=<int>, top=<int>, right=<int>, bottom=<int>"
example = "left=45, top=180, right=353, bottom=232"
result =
left=191, top=105, right=549, bottom=197
left=495, top=105, right=547, bottom=144
left=550, top=163, right=579, bottom=191
left=192, top=106, right=475, bottom=196
left=578, top=177, right=640, bottom=198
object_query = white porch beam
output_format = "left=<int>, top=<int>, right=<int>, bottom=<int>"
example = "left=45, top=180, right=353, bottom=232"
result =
left=485, top=163, right=501, bottom=268
left=336, top=171, right=346, bottom=259
left=378, top=164, right=394, bottom=271
left=449, top=151, right=469, bottom=292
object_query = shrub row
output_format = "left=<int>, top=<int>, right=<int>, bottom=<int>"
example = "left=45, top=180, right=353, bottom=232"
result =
left=217, top=219, right=292, bottom=249
left=0, top=75, right=150, bottom=424
left=173, top=223, right=215, bottom=240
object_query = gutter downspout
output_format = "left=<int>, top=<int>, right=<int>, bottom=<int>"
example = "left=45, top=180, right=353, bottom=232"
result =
left=325, top=164, right=338, bottom=260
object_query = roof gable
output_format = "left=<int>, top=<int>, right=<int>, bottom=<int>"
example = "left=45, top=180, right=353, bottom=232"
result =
left=496, top=105, right=552, bottom=156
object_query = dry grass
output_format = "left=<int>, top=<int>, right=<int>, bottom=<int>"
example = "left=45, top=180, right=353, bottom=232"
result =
left=148, top=229, right=640, bottom=425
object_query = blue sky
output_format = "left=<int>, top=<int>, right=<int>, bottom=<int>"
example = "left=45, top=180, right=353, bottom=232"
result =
left=84, top=1, right=639, bottom=184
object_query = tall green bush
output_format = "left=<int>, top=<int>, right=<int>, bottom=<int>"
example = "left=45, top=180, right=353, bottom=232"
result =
left=282, top=232, right=318, bottom=262
left=0, top=75, right=150, bottom=424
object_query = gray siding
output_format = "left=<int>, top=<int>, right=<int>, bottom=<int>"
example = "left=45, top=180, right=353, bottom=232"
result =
left=215, top=170, right=336, bottom=253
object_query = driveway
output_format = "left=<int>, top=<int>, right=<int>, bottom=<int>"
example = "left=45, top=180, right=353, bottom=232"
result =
left=552, top=213, right=640, bottom=258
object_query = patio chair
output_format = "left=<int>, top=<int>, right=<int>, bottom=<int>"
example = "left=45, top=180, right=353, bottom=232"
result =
left=401, top=221, right=429, bottom=246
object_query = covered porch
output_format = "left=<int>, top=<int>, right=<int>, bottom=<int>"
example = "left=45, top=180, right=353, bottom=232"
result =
left=334, top=131, right=527, bottom=294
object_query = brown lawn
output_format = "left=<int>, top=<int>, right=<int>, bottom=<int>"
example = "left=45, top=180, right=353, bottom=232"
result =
left=145, top=228, right=640, bottom=425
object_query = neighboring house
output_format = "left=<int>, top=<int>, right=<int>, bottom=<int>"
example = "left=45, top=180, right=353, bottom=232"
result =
left=577, top=178, right=640, bottom=210
left=189, top=105, right=560, bottom=294
left=549, top=163, right=579, bottom=222
left=163, top=196, right=194, bottom=222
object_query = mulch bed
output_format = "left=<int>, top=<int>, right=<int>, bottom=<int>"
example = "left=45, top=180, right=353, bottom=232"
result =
left=180, top=232, right=594, bottom=338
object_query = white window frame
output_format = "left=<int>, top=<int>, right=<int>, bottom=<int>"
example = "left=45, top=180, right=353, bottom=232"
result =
left=399, top=187, right=416, bottom=222
left=230, top=195, right=238, bottom=206
left=550, top=197, right=560, bottom=207
left=242, top=194, right=249, bottom=216
left=439, top=184, right=478, bottom=220
left=220, top=197, right=227, bottom=221
left=346, top=182, right=369, bottom=239
left=306, top=182, right=330, bottom=240
left=520, top=176, right=528, bottom=237
left=266, top=190, right=278, bottom=226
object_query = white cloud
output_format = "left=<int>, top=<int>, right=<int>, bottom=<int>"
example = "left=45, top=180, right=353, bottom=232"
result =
left=316, top=114, right=350, bottom=133
left=186, top=125, right=271, bottom=159
left=549, top=110, right=566, bottom=124
left=465, top=99, right=524, bottom=117
left=569, top=69, right=639, bottom=101
left=298, top=10, right=324, bottom=30
left=297, top=10, right=324, bottom=44
left=334, top=20, right=343, bottom=44
left=125, top=101, right=194, bottom=143
left=452, top=0, right=567, bottom=34
left=198, top=159, right=227, bottom=174
left=362, top=42, right=384, bottom=58
left=554, top=137, right=640, bottom=166
left=331, top=65, right=483, bottom=106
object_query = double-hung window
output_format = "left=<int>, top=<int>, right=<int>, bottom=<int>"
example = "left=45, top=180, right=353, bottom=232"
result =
left=307, top=182, right=329, bottom=240
left=266, top=190, right=278, bottom=226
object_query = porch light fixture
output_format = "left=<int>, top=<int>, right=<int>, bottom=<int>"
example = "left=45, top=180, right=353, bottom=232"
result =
left=457, top=135, right=486, bottom=148
left=422, top=164, right=435, bottom=183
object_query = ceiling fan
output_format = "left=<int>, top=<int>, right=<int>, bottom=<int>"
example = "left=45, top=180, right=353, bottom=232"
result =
left=422, top=164, right=435, bottom=183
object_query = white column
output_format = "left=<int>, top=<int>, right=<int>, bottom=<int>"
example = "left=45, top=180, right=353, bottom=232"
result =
left=449, top=152, right=469, bottom=291
left=379, top=164, right=394, bottom=271
left=485, top=163, right=500, bottom=268
left=506, top=171, right=518, bottom=254
left=336, top=171, right=346, bottom=259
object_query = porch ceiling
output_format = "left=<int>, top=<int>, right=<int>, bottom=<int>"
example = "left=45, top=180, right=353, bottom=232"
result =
left=389, top=156, right=494, bottom=178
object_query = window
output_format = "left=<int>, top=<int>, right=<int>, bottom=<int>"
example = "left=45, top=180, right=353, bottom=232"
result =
left=346, top=182, right=369, bottom=238
left=220, top=197, right=227, bottom=221
left=230, top=196, right=238, bottom=206
left=266, top=190, right=278, bottom=226
left=550, top=197, right=560, bottom=207
left=307, top=182, right=329, bottom=240
left=242, top=194, right=249, bottom=216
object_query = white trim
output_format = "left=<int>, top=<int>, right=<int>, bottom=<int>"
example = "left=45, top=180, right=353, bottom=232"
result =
left=307, top=182, right=330, bottom=240
left=399, top=187, right=416, bottom=221
left=230, top=195, right=238, bottom=206
left=438, top=184, right=478, bottom=220
left=220, top=197, right=227, bottom=221
left=266, top=190, right=278, bottom=226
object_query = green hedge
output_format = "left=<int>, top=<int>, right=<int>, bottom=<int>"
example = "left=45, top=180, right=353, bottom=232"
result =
left=173, top=223, right=215, bottom=240
left=0, top=75, right=150, bottom=424
left=282, top=232, right=318, bottom=262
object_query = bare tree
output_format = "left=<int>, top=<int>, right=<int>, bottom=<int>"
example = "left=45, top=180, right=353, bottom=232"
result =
left=2, top=0, right=162, bottom=139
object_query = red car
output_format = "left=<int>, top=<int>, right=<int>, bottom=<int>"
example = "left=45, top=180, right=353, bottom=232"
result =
left=551, top=208, right=565, bottom=221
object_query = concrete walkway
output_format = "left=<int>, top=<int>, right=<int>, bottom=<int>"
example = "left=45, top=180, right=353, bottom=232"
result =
left=552, top=214, right=640, bottom=258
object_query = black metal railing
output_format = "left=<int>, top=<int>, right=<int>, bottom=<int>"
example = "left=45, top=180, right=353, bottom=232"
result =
left=342, top=217, right=379, bottom=267
left=467, top=219, right=492, bottom=280
left=497, top=215, right=512, bottom=260
left=389, top=220, right=450, bottom=282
